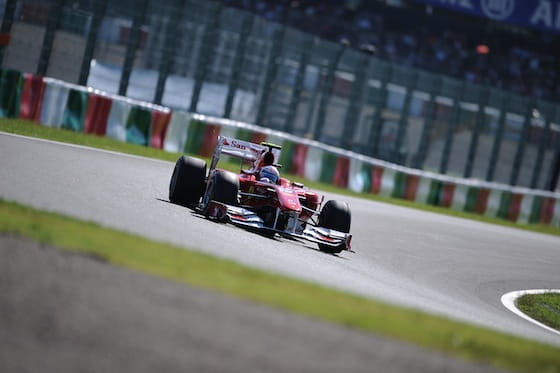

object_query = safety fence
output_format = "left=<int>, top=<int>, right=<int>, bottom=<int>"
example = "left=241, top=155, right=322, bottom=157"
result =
left=1, top=68, right=559, bottom=227
left=2, top=68, right=171, bottom=147
left=1, top=0, right=559, bottom=192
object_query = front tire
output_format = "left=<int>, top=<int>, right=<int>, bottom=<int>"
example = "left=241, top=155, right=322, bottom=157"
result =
left=317, top=200, right=351, bottom=254
left=203, top=170, right=239, bottom=210
left=169, top=156, right=207, bottom=206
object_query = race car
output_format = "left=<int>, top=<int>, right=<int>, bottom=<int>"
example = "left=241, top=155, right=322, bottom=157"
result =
left=169, top=135, right=352, bottom=254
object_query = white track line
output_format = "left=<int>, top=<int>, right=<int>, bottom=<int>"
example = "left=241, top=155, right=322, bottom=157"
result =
left=501, top=289, right=560, bottom=337
left=0, top=131, right=173, bottom=165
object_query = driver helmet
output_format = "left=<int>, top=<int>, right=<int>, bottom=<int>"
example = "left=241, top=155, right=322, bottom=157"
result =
left=261, top=151, right=275, bottom=167
left=259, top=165, right=280, bottom=184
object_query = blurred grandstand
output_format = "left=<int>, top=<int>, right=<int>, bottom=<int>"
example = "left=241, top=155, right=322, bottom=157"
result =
left=225, top=0, right=560, bottom=101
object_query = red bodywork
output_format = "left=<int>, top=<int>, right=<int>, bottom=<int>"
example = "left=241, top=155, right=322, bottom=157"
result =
left=198, top=135, right=352, bottom=252
left=238, top=173, right=321, bottom=221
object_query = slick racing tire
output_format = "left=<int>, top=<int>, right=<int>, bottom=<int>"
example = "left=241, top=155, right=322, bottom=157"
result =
left=318, top=200, right=351, bottom=254
left=204, top=170, right=239, bottom=211
left=169, top=156, right=207, bottom=206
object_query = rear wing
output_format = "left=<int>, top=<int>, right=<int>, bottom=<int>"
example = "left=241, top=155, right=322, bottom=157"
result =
left=209, top=136, right=281, bottom=172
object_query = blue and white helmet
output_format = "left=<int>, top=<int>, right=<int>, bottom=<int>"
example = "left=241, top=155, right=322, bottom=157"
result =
left=259, top=165, right=280, bottom=184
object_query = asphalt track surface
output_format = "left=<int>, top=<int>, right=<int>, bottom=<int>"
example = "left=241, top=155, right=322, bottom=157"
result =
left=1, top=235, right=505, bottom=372
left=1, top=132, right=559, bottom=351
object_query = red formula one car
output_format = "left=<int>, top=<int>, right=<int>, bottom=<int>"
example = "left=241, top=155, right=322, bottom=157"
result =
left=169, top=136, right=352, bottom=254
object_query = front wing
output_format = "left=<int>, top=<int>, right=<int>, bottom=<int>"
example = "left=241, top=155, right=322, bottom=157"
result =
left=205, top=201, right=353, bottom=251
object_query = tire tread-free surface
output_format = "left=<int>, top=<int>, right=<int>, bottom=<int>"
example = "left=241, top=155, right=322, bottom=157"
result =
left=169, top=156, right=206, bottom=206
left=318, top=200, right=351, bottom=254
left=208, top=170, right=239, bottom=206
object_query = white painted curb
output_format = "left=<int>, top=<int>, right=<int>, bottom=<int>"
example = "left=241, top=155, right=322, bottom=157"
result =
left=501, top=289, right=560, bottom=337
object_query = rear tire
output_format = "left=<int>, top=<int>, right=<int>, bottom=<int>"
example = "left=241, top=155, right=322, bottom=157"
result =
left=169, top=156, right=206, bottom=206
left=204, top=170, right=239, bottom=209
left=317, top=200, right=351, bottom=254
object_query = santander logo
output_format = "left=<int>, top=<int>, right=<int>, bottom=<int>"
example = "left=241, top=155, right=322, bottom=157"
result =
left=231, top=140, right=247, bottom=150
left=223, top=138, right=247, bottom=150
left=481, top=0, right=515, bottom=21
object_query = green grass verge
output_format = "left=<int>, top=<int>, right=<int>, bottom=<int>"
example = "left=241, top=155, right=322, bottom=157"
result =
left=1, top=198, right=559, bottom=373
left=1, top=118, right=557, bottom=237
left=517, top=293, right=560, bottom=332
left=0, top=118, right=183, bottom=163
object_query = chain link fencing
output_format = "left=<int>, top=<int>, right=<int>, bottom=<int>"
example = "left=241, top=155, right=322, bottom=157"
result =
left=1, top=0, right=559, bottom=191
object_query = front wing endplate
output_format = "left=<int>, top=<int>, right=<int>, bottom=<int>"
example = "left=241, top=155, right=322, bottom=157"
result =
left=204, top=201, right=353, bottom=251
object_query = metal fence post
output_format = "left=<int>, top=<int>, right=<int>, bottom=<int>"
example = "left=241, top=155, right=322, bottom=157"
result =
left=189, top=1, right=223, bottom=113
left=78, top=0, right=108, bottom=85
left=392, top=71, right=417, bottom=163
left=486, top=93, right=509, bottom=182
left=341, top=48, right=372, bottom=150
left=531, top=105, right=554, bottom=189
left=548, top=149, right=560, bottom=192
left=254, top=24, right=285, bottom=127
left=412, top=76, right=441, bottom=169
left=223, top=12, right=253, bottom=119
left=366, top=62, right=390, bottom=158
left=509, top=100, right=534, bottom=185
left=0, top=0, right=17, bottom=67
left=284, top=35, right=313, bottom=133
left=154, top=0, right=184, bottom=105
left=464, top=87, right=488, bottom=178
left=312, top=39, right=348, bottom=141
left=37, top=0, right=65, bottom=76
left=302, top=71, right=320, bottom=137
left=439, top=82, right=464, bottom=174
left=118, top=0, right=149, bottom=96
